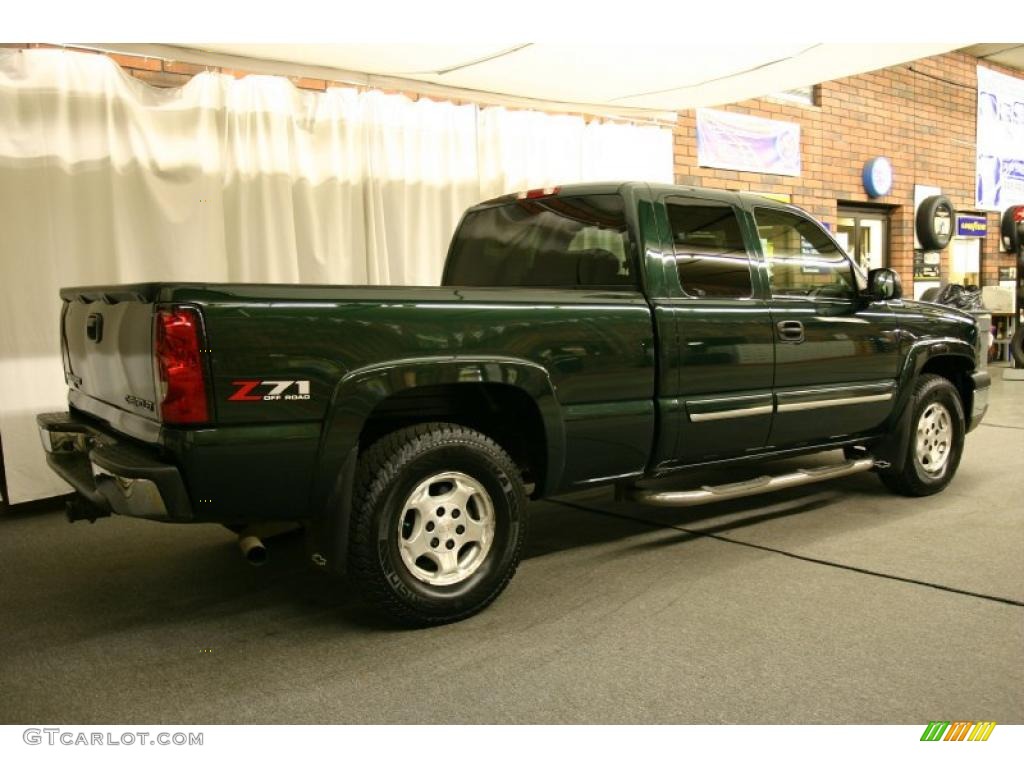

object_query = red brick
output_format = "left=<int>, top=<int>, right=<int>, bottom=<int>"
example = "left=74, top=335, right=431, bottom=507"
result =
left=671, top=50, right=1001, bottom=290
left=110, top=53, right=161, bottom=72
left=127, top=69, right=191, bottom=89
left=290, top=76, right=326, bottom=91
left=163, top=60, right=210, bottom=76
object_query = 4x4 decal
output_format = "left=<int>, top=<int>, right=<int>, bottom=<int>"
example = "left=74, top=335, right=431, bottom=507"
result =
left=229, top=380, right=311, bottom=402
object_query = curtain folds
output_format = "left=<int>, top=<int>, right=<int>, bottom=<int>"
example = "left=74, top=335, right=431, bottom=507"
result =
left=0, top=48, right=672, bottom=503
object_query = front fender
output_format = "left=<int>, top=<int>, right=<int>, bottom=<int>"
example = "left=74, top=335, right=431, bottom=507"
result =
left=874, top=338, right=976, bottom=472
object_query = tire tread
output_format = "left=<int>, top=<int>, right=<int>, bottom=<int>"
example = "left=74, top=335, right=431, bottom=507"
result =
left=879, top=374, right=964, bottom=497
left=349, top=422, right=526, bottom=627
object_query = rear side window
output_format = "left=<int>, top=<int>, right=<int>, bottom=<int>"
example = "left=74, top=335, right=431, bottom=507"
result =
left=667, top=201, right=753, bottom=299
left=445, top=195, right=635, bottom=289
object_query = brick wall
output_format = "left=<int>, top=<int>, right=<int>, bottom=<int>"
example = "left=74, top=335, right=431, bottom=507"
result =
left=672, top=51, right=1020, bottom=288
left=3, top=44, right=1020, bottom=289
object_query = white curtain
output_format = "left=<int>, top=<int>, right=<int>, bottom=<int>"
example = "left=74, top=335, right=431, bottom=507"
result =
left=0, top=48, right=672, bottom=503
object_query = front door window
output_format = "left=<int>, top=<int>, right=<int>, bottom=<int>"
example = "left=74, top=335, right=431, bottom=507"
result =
left=755, top=208, right=857, bottom=300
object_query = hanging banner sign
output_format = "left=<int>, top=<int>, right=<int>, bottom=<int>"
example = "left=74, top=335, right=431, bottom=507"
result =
left=697, top=108, right=801, bottom=177
left=976, top=66, right=1024, bottom=211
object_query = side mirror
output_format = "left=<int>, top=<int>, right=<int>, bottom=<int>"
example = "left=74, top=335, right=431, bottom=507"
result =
left=867, top=268, right=902, bottom=301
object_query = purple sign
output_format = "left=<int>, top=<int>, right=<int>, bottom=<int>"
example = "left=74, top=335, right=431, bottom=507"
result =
left=697, top=108, right=801, bottom=177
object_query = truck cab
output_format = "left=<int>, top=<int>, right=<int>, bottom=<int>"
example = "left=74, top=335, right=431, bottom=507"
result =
left=446, top=183, right=987, bottom=472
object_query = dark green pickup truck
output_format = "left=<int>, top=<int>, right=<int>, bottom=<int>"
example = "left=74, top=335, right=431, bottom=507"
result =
left=38, top=182, right=990, bottom=625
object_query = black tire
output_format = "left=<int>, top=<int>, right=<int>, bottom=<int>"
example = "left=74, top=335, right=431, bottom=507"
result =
left=1011, top=325, right=1024, bottom=368
left=1000, top=205, right=1022, bottom=253
left=349, top=422, right=528, bottom=627
left=915, top=195, right=954, bottom=251
left=879, top=374, right=965, bottom=496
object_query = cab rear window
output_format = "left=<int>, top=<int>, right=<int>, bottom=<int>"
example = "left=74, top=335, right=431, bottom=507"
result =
left=445, top=195, right=636, bottom=289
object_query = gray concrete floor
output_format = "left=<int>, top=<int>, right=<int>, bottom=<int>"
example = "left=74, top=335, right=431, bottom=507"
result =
left=1, top=367, right=1021, bottom=724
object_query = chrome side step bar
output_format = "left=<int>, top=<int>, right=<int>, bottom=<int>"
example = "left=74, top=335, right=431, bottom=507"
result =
left=623, top=457, right=878, bottom=508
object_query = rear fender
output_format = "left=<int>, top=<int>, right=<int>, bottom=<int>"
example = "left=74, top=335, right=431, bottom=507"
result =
left=307, top=356, right=563, bottom=574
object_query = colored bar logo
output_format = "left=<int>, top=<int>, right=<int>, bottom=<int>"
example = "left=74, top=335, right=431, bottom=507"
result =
left=955, top=215, right=988, bottom=237
left=920, top=721, right=996, bottom=741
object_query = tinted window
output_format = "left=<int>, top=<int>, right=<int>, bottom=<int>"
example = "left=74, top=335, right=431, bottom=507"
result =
left=667, top=201, right=752, bottom=298
left=445, top=195, right=634, bottom=289
left=754, top=208, right=856, bottom=299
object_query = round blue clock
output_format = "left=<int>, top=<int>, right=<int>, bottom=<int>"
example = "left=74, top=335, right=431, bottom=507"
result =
left=862, top=157, right=893, bottom=198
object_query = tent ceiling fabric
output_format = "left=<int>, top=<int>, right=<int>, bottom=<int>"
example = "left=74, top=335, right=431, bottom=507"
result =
left=962, top=43, right=1024, bottom=71
left=192, top=43, right=963, bottom=111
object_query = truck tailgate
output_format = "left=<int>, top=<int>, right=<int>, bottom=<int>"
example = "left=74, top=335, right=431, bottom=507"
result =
left=62, top=285, right=161, bottom=424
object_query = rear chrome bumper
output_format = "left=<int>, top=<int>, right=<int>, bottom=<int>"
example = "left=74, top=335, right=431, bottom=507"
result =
left=36, top=411, right=192, bottom=521
left=967, top=370, right=990, bottom=433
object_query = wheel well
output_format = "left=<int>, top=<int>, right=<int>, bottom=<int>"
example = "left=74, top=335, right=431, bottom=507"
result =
left=919, top=355, right=973, bottom=416
left=358, top=383, right=547, bottom=495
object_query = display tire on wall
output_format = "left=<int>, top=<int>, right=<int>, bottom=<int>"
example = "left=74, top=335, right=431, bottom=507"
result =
left=879, top=374, right=965, bottom=497
left=915, top=194, right=954, bottom=251
left=1001, top=205, right=1023, bottom=253
left=1011, top=326, right=1024, bottom=368
left=349, top=422, right=528, bottom=627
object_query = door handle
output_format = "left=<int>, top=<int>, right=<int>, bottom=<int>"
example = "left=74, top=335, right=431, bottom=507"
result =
left=776, top=320, right=804, bottom=343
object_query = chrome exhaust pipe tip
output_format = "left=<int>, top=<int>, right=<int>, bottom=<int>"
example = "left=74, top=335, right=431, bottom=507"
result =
left=238, top=535, right=267, bottom=566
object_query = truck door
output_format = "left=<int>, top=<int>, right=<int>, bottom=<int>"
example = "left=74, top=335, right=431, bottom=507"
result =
left=750, top=205, right=901, bottom=448
left=655, top=195, right=775, bottom=465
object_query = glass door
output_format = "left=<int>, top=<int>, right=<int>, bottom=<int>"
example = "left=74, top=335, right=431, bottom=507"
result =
left=949, top=237, right=981, bottom=287
left=837, top=207, right=889, bottom=271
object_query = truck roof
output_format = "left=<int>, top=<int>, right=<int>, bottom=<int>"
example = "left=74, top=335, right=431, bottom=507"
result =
left=470, top=181, right=800, bottom=212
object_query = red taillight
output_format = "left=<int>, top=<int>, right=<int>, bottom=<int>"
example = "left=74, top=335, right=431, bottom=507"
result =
left=516, top=186, right=560, bottom=200
left=154, top=307, right=209, bottom=425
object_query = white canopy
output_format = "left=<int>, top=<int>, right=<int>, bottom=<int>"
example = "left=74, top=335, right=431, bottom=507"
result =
left=182, top=43, right=963, bottom=114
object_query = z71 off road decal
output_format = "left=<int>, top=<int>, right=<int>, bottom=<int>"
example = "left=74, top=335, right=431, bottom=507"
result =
left=229, top=380, right=311, bottom=402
